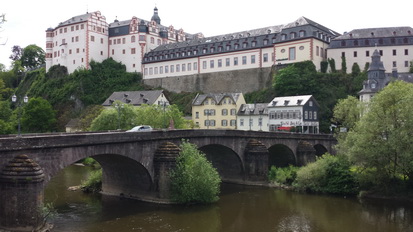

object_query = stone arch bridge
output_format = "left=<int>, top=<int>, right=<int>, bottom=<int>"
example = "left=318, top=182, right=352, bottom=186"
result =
left=0, top=129, right=335, bottom=231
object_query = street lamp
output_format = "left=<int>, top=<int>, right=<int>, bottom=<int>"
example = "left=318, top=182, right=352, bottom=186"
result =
left=114, top=103, right=124, bottom=130
left=160, top=100, right=167, bottom=129
left=11, top=94, right=28, bottom=137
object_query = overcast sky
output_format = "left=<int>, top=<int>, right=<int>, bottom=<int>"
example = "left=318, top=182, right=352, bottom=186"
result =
left=1, top=0, right=412, bottom=69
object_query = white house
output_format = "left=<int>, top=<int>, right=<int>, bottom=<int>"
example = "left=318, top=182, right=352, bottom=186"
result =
left=237, top=103, right=268, bottom=131
left=267, top=95, right=319, bottom=133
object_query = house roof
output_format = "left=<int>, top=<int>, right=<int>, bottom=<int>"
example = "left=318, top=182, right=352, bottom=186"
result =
left=102, top=90, right=166, bottom=106
left=149, top=17, right=339, bottom=53
left=56, top=12, right=93, bottom=28
left=267, top=95, right=318, bottom=107
left=334, top=27, right=413, bottom=40
left=237, top=103, right=269, bottom=116
left=192, top=93, right=243, bottom=106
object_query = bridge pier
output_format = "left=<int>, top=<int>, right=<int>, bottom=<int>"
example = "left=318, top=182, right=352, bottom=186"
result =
left=296, top=141, right=317, bottom=166
left=0, top=155, right=46, bottom=232
left=153, top=142, right=180, bottom=200
left=244, top=139, right=269, bottom=183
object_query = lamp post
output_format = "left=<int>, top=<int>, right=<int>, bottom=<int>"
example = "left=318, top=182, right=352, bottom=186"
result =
left=11, top=94, right=28, bottom=137
left=114, top=103, right=124, bottom=130
left=160, top=100, right=167, bottom=129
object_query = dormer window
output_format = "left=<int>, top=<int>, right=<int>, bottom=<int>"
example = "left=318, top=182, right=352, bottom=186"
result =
left=272, top=101, right=277, bottom=106
left=297, top=99, right=303, bottom=105
left=371, top=83, right=376, bottom=89
left=284, top=100, right=289, bottom=105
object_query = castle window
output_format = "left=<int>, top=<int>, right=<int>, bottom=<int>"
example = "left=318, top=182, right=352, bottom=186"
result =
left=251, top=55, right=256, bottom=64
left=290, top=32, right=296, bottom=39
left=242, top=56, right=247, bottom=65
left=252, top=41, right=257, bottom=47
left=341, top=40, right=346, bottom=46
left=263, top=53, right=268, bottom=62
left=203, top=61, right=207, bottom=69
left=393, top=50, right=397, bottom=56
left=226, top=45, right=231, bottom=50
left=365, top=39, right=370, bottom=45
left=354, top=51, right=357, bottom=57
left=263, top=39, right=268, bottom=45
left=281, top=34, right=287, bottom=40
left=226, top=58, right=230, bottom=66
left=210, top=60, right=214, bottom=68
left=299, top=30, right=305, bottom=37
left=405, top=49, right=409, bottom=55
left=131, top=36, right=136, bottom=43
left=289, top=48, right=296, bottom=60
left=234, top=57, right=238, bottom=66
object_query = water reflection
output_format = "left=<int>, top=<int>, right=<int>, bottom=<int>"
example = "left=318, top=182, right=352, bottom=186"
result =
left=45, top=165, right=413, bottom=232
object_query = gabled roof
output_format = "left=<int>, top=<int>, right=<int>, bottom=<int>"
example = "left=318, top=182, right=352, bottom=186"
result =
left=267, top=95, right=318, bottom=107
left=334, top=27, right=413, bottom=40
left=192, top=93, right=243, bottom=106
left=150, top=16, right=339, bottom=53
left=102, top=90, right=166, bottom=106
left=237, top=103, right=269, bottom=116
left=56, top=12, right=93, bottom=28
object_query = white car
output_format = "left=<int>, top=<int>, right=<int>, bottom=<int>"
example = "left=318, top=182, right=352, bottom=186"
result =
left=126, top=125, right=153, bottom=132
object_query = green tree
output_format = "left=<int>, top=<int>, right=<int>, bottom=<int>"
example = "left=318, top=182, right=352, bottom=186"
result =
left=21, top=44, right=45, bottom=69
left=21, top=97, right=56, bottom=133
left=328, top=58, right=337, bottom=73
left=351, top=63, right=361, bottom=77
left=339, top=81, right=413, bottom=191
left=89, top=102, right=137, bottom=131
left=332, top=96, right=363, bottom=131
left=341, top=56, right=347, bottom=74
left=293, top=154, right=357, bottom=195
left=170, top=140, right=221, bottom=204
left=77, top=105, right=104, bottom=131
left=320, top=60, right=328, bottom=73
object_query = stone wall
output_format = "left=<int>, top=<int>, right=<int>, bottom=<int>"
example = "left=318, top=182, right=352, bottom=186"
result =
left=143, top=67, right=274, bottom=93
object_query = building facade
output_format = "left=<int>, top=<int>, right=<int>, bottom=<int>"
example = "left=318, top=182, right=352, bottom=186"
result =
left=191, top=93, right=246, bottom=129
left=45, top=8, right=195, bottom=73
left=237, top=103, right=269, bottom=131
left=142, top=17, right=339, bottom=79
left=267, top=95, right=319, bottom=133
left=327, top=27, right=413, bottom=74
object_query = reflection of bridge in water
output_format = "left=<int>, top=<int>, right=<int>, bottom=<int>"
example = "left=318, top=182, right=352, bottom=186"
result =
left=0, top=129, right=335, bottom=231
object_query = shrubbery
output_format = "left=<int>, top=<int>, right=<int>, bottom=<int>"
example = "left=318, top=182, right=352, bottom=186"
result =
left=293, top=154, right=358, bottom=195
left=170, top=140, right=221, bottom=204
left=81, top=169, right=102, bottom=193
left=268, top=165, right=299, bottom=185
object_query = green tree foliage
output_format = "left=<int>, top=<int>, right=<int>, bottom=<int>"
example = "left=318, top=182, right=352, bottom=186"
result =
left=77, top=105, right=104, bottom=131
left=338, top=81, right=413, bottom=191
left=170, top=140, right=221, bottom=204
left=320, top=61, right=328, bottom=73
left=90, top=102, right=137, bottom=131
left=332, top=96, right=363, bottom=131
left=9, top=45, right=22, bottom=61
left=21, top=44, right=45, bottom=69
left=410, top=61, right=413, bottom=73
left=81, top=168, right=102, bottom=193
left=351, top=63, right=361, bottom=77
left=293, top=154, right=358, bottom=195
left=341, top=56, right=347, bottom=74
left=268, top=165, right=299, bottom=185
left=90, top=103, right=189, bottom=131
left=328, top=58, right=337, bottom=73
left=21, top=97, right=56, bottom=133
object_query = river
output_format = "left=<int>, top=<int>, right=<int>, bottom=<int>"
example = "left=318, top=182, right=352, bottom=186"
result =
left=44, top=165, right=413, bottom=232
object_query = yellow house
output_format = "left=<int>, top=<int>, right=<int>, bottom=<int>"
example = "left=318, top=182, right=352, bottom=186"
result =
left=192, top=93, right=246, bottom=129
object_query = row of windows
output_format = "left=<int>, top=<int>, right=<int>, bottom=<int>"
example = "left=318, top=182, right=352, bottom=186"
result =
left=268, top=110, right=317, bottom=120
left=344, top=49, right=410, bottom=58
left=56, top=24, right=85, bottom=35
left=144, top=62, right=199, bottom=75
left=144, top=46, right=302, bottom=76
left=340, top=37, right=411, bottom=47
left=239, top=118, right=263, bottom=127
left=203, top=98, right=234, bottom=105
left=203, top=120, right=237, bottom=127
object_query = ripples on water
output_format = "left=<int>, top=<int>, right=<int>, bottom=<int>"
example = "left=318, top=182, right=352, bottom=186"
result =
left=45, top=165, right=413, bottom=232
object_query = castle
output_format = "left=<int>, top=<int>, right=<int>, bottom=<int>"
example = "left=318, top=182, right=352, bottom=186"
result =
left=46, top=7, right=413, bottom=91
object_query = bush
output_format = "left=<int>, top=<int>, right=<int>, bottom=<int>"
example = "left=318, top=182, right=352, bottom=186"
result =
left=294, top=154, right=358, bottom=195
left=170, top=140, right=221, bottom=204
left=81, top=169, right=102, bottom=193
left=268, top=165, right=299, bottom=185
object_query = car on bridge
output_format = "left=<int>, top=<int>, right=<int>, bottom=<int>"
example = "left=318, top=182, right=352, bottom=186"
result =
left=126, top=125, right=153, bottom=132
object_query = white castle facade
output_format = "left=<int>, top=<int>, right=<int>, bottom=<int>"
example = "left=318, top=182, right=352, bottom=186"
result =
left=46, top=7, right=413, bottom=78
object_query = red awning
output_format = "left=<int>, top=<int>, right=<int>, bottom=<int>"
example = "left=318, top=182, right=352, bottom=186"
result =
left=277, top=126, right=292, bottom=131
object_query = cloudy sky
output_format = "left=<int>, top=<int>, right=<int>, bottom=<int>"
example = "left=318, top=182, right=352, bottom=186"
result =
left=1, top=0, right=411, bottom=69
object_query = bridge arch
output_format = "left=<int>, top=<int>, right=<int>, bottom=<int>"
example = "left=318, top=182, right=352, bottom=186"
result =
left=268, top=144, right=296, bottom=168
left=92, top=154, right=153, bottom=198
left=314, top=144, right=329, bottom=157
left=199, top=144, right=244, bottom=182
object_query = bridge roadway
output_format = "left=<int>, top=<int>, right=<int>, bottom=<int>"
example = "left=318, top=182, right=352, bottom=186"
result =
left=0, top=129, right=335, bottom=231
